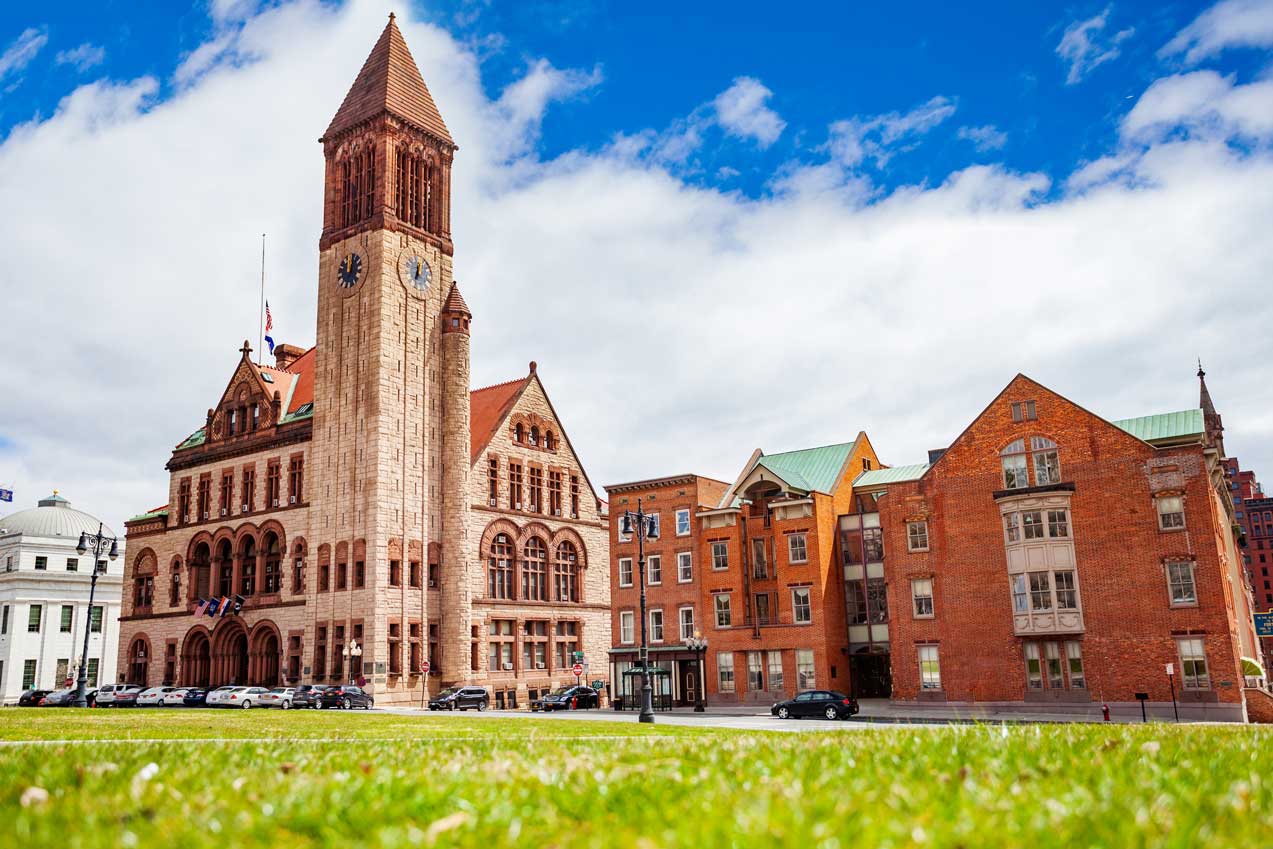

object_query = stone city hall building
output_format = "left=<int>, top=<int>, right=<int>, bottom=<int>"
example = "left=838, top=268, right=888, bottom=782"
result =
left=118, top=17, right=609, bottom=706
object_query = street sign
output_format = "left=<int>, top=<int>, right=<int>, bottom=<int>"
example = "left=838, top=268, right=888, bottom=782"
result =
left=421, top=660, right=430, bottom=674
left=572, top=662, right=584, bottom=678
left=1255, top=611, right=1273, bottom=638
left=1166, top=662, right=1174, bottom=677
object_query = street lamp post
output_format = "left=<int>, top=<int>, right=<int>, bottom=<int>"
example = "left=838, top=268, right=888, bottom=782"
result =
left=620, top=498, right=659, bottom=724
left=72, top=523, right=119, bottom=708
left=343, top=640, right=363, bottom=685
left=685, top=631, right=708, bottom=712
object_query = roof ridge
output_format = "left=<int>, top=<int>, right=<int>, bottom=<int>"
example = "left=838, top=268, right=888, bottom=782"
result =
left=762, top=439, right=858, bottom=458
left=471, top=375, right=529, bottom=394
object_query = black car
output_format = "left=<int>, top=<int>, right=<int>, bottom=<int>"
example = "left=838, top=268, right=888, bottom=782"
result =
left=531, top=686, right=598, bottom=712
left=182, top=688, right=209, bottom=707
left=318, top=685, right=374, bottom=710
left=771, top=690, right=859, bottom=720
left=17, top=689, right=51, bottom=707
left=292, top=684, right=324, bottom=709
left=40, top=688, right=94, bottom=707
left=428, top=686, right=489, bottom=711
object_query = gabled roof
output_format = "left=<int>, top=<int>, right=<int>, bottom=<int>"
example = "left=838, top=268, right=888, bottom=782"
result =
left=469, top=376, right=531, bottom=463
left=853, top=464, right=931, bottom=488
left=323, top=14, right=454, bottom=147
left=1111, top=409, right=1204, bottom=443
left=755, top=442, right=858, bottom=494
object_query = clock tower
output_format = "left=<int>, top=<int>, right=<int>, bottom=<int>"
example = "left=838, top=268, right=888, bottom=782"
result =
left=310, top=14, right=471, bottom=689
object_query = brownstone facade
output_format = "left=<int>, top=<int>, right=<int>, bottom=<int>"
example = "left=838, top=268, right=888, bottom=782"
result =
left=117, top=17, right=610, bottom=706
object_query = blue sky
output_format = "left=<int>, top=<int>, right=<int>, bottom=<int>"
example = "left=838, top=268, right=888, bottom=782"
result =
left=1, top=0, right=1272, bottom=529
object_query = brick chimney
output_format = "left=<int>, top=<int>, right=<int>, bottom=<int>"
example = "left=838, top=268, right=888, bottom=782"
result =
left=274, top=344, right=305, bottom=371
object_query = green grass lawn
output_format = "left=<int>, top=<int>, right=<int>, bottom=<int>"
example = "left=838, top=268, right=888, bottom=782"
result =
left=3, top=711, right=1270, bottom=848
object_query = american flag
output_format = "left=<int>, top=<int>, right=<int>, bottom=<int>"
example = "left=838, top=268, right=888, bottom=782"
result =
left=264, top=302, right=275, bottom=355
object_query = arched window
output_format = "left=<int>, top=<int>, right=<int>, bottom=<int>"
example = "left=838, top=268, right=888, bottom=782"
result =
left=1001, top=439, right=1028, bottom=489
left=128, top=637, right=150, bottom=686
left=544, top=431, right=555, bottom=451
left=1030, top=437, right=1061, bottom=485
left=555, top=541, right=579, bottom=602
left=170, top=559, right=183, bottom=607
left=488, top=534, right=514, bottom=599
left=214, top=540, right=233, bottom=597
left=239, top=536, right=257, bottom=596
left=522, top=538, right=547, bottom=602
left=292, top=541, right=306, bottom=593
left=395, top=149, right=433, bottom=231
left=530, top=426, right=540, bottom=447
left=514, top=423, right=525, bottom=443
left=263, top=532, right=282, bottom=594
left=341, top=147, right=375, bottom=228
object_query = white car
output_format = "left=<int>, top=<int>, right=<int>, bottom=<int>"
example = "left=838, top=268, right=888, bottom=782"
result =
left=137, top=686, right=180, bottom=707
left=257, top=687, right=297, bottom=709
left=100, top=685, right=143, bottom=707
left=205, top=686, right=239, bottom=707
left=225, top=686, right=269, bottom=709
left=161, top=688, right=190, bottom=706
left=94, top=684, right=121, bottom=706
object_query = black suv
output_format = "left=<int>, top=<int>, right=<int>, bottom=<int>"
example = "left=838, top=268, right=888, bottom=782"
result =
left=771, top=690, right=859, bottom=720
left=428, top=686, right=489, bottom=711
left=531, top=685, right=598, bottom=712
left=318, top=685, right=374, bottom=710
left=292, top=684, right=325, bottom=709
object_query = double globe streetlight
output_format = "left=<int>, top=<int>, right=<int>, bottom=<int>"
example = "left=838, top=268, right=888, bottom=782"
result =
left=71, top=523, right=119, bottom=708
left=619, top=499, right=660, bottom=724
left=343, top=639, right=363, bottom=685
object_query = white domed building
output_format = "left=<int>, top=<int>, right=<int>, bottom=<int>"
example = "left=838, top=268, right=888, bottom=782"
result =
left=0, top=493, right=124, bottom=702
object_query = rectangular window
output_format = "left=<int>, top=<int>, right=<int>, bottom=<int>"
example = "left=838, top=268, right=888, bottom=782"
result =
left=28, top=604, right=42, bottom=632
left=1004, top=512, right=1020, bottom=543
left=1002, top=452, right=1029, bottom=489
left=677, top=551, right=693, bottom=583
left=788, top=533, right=808, bottom=563
left=1011, top=574, right=1028, bottom=613
left=1, top=605, right=8, bottom=634
left=863, top=527, right=884, bottom=561
left=66, top=557, right=78, bottom=572
left=791, top=587, right=812, bottom=624
left=906, top=522, right=929, bottom=552
left=35, top=556, right=47, bottom=571
left=1028, top=572, right=1052, bottom=610
left=751, top=538, right=768, bottom=579
left=911, top=578, right=934, bottom=617
left=60, top=605, right=73, bottom=632
left=918, top=645, right=941, bottom=690
left=1045, top=641, right=1064, bottom=689
left=649, top=609, right=664, bottom=643
left=646, top=554, right=662, bottom=585
left=717, top=652, right=735, bottom=692
left=714, top=593, right=732, bottom=627
left=266, top=461, right=282, bottom=506
left=675, top=508, right=691, bottom=536
left=1022, top=511, right=1045, bottom=540
left=1054, top=571, right=1078, bottom=610
left=87, top=657, right=99, bottom=688
left=353, top=561, right=365, bottom=589
left=336, top=563, right=347, bottom=590
left=1065, top=641, right=1086, bottom=688
left=1024, top=642, right=1042, bottom=689
left=754, top=592, right=772, bottom=625
left=1047, top=510, right=1069, bottom=538
left=318, top=563, right=330, bottom=592
left=488, top=457, right=499, bottom=506
left=288, top=457, right=304, bottom=503
left=767, top=651, right=784, bottom=691
left=1033, top=444, right=1061, bottom=485
left=616, top=510, right=631, bottom=542
left=1177, top=637, right=1209, bottom=689
left=796, top=649, right=815, bottom=690
left=711, top=541, right=729, bottom=570
left=528, top=467, right=543, bottom=513
left=1167, top=561, right=1197, bottom=606
left=389, top=560, right=401, bottom=587
left=747, top=651, right=764, bottom=691
left=548, top=470, right=563, bottom=516
left=23, top=659, right=37, bottom=690
left=619, top=611, right=634, bottom=644
left=509, top=463, right=523, bottom=510
left=618, top=558, right=633, bottom=587
left=570, top=475, right=580, bottom=518
left=679, top=606, right=695, bottom=641
left=1158, top=496, right=1185, bottom=530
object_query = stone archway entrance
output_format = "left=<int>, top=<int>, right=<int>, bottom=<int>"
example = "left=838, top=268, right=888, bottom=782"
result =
left=211, top=621, right=249, bottom=686
left=182, top=630, right=212, bottom=688
left=250, top=627, right=281, bottom=687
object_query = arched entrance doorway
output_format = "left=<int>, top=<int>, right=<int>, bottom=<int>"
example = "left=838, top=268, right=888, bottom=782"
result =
left=181, top=630, right=212, bottom=688
left=211, top=620, right=249, bottom=686
left=250, top=625, right=282, bottom=687
left=127, top=636, right=150, bottom=686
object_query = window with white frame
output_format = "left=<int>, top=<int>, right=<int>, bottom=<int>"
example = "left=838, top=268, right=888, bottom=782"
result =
left=714, top=593, right=732, bottom=627
left=1176, top=637, right=1209, bottom=689
left=907, top=521, right=929, bottom=552
left=619, top=611, right=634, bottom=644
left=767, top=651, right=784, bottom=691
left=1157, top=496, right=1185, bottom=530
left=791, top=587, right=812, bottom=624
left=788, top=533, right=808, bottom=563
left=649, top=609, right=664, bottom=643
left=1011, top=574, right=1029, bottom=613
left=1024, top=642, right=1043, bottom=689
left=1031, top=436, right=1061, bottom=484
left=911, top=578, right=934, bottom=617
left=647, top=554, right=662, bottom=585
left=1004, top=513, right=1020, bottom=543
left=1167, top=560, right=1197, bottom=606
left=747, top=651, right=763, bottom=690
left=718, top=652, right=735, bottom=692
left=679, top=606, right=695, bottom=641
left=677, top=551, right=693, bottom=583
left=1046, top=509, right=1069, bottom=538
left=675, top=508, right=691, bottom=536
left=1054, top=570, right=1078, bottom=610
left=796, top=649, right=815, bottom=690
left=617, top=516, right=631, bottom=542
left=711, top=541, right=728, bottom=570
left=618, top=557, right=633, bottom=587
left=918, top=645, right=941, bottom=690
left=1028, top=572, right=1052, bottom=610
left=1066, top=641, right=1086, bottom=688
left=1022, top=511, right=1045, bottom=540
left=647, top=512, right=661, bottom=539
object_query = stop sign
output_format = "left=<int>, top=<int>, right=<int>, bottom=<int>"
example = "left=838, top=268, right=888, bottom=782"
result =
left=572, top=662, right=584, bottom=677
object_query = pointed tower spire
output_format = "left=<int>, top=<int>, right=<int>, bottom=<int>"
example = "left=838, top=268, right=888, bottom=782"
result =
left=441, top=281, right=472, bottom=335
left=1197, top=360, right=1225, bottom=455
left=1198, top=359, right=1216, bottom=416
left=322, top=14, right=454, bottom=147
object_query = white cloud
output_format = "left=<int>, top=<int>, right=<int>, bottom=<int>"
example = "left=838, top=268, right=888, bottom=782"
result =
left=2, top=0, right=1273, bottom=533
left=1056, top=7, right=1135, bottom=84
left=1122, top=70, right=1273, bottom=142
left=957, top=124, right=1008, bottom=152
left=1162, top=0, right=1273, bottom=63
left=210, top=0, right=261, bottom=24
left=826, top=95, right=957, bottom=167
left=0, top=27, right=48, bottom=85
left=712, top=76, right=785, bottom=147
left=490, top=58, right=602, bottom=161
left=55, top=42, right=106, bottom=72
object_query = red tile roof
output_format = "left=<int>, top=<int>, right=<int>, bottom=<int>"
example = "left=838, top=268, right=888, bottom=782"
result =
left=323, top=14, right=454, bottom=146
left=284, top=346, right=316, bottom=412
left=443, top=282, right=471, bottom=316
left=469, top=376, right=530, bottom=462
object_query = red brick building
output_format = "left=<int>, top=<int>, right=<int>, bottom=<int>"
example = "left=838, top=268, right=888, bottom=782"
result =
left=854, top=373, right=1262, bottom=721
left=1224, top=456, right=1269, bottom=609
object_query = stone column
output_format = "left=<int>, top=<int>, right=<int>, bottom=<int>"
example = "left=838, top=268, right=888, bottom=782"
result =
left=439, top=283, right=472, bottom=685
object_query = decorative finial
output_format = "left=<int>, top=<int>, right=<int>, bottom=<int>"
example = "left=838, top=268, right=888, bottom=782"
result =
left=53, top=489, right=58, bottom=495
left=1197, top=357, right=1205, bottom=379
left=529, top=360, right=537, bottom=375
left=389, top=11, right=396, bottom=20
left=240, top=340, right=253, bottom=358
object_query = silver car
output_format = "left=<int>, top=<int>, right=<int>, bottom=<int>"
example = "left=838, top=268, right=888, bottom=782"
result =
left=204, top=686, right=239, bottom=707
left=257, top=687, right=297, bottom=709
left=225, top=686, right=269, bottom=709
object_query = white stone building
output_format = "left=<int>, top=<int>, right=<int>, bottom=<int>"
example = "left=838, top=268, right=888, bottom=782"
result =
left=0, top=493, right=123, bottom=701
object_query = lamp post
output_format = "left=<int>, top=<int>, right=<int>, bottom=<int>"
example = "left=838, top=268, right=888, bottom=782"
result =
left=685, top=631, right=707, bottom=712
left=620, top=498, right=659, bottom=724
left=343, top=639, right=363, bottom=685
left=72, top=523, right=119, bottom=708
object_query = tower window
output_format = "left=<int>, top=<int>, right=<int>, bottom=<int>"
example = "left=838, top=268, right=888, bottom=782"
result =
left=395, top=150, right=432, bottom=231
left=341, top=149, right=376, bottom=228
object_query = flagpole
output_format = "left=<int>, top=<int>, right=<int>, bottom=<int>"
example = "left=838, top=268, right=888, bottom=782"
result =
left=258, top=233, right=266, bottom=366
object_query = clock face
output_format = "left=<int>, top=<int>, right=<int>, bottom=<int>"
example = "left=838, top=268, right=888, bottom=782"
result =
left=400, top=253, right=431, bottom=292
left=337, top=253, right=362, bottom=289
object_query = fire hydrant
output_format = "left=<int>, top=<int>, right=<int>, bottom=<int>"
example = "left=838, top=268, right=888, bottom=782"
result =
left=1102, top=703, right=1111, bottom=722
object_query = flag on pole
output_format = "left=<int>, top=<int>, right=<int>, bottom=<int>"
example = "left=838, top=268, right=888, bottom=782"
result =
left=220, top=596, right=233, bottom=617
left=264, top=301, right=275, bottom=355
left=205, top=597, right=222, bottom=617
left=0, top=487, right=12, bottom=503
left=194, top=598, right=210, bottom=618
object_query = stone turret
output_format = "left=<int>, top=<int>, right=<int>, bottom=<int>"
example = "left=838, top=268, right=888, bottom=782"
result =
left=439, top=282, right=472, bottom=683
left=1198, top=361, right=1225, bottom=457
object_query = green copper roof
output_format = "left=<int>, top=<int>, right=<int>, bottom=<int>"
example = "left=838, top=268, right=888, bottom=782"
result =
left=127, top=509, right=169, bottom=523
left=280, top=403, right=314, bottom=425
left=176, top=427, right=207, bottom=450
left=1111, top=409, right=1204, bottom=443
left=755, top=441, right=857, bottom=495
left=853, top=463, right=931, bottom=488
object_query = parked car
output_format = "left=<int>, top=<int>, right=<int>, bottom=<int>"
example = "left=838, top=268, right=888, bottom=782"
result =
left=17, top=689, right=52, bottom=707
left=137, top=686, right=180, bottom=707
left=531, top=686, right=598, bottom=712
left=111, top=686, right=143, bottom=707
left=161, top=688, right=191, bottom=707
left=428, top=686, right=489, bottom=712
left=258, top=687, right=297, bottom=709
left=225, top=686, right=269, bottom=708
left=205, top=686, right=239, bottom=707
left=318, top=685, right=375, bottom=710
left=182, top=688, right=210, bottom=707
left=95, top=684, right=122, bottom=706
left=37, top=688, right=73, bottom=706
left=291, top=684, right=324, bottom=709
left=771, top=690, right=859, bottom=720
